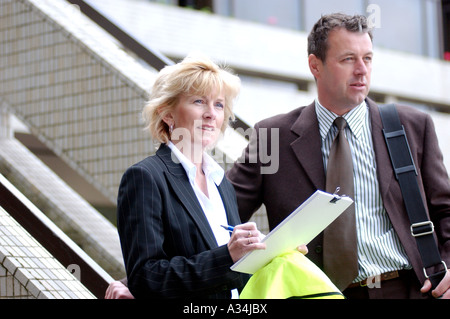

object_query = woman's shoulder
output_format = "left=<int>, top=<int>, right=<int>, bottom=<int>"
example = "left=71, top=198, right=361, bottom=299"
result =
left=122, top=153, right=166, bottom=179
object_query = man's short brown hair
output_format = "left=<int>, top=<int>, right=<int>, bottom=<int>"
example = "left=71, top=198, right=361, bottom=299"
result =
left=307, top=13, right=373, bottom=62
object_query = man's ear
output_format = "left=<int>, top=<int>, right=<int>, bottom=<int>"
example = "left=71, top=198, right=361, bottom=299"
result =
left=308, top=54, right=322, bottom=80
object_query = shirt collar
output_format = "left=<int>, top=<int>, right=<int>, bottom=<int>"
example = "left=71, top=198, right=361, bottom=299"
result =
left=167, top=142, right=224, bottom=186
left=315, top=98, right=367, bottom=140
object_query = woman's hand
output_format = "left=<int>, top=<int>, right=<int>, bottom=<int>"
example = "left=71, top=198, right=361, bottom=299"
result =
left=227, top=222, right=266, bottom=263
left=105, top=281, right=134, bottom=299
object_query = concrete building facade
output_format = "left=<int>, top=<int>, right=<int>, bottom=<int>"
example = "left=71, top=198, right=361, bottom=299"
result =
left=0, top=0, right=449, bottom=298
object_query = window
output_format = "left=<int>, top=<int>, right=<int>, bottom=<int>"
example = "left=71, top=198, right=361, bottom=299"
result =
left=179, top=0, right=213, bottom=11
left=214, top=0, right=302, bottom=30
left=443, top=0, right=450, bottom=60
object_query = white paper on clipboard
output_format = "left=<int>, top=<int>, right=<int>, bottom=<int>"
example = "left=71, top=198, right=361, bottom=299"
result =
left=230, top=190, right=353, bottom=274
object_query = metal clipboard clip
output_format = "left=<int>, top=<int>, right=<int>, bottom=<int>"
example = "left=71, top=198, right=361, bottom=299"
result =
left=329, top=187, right=341, bottom=204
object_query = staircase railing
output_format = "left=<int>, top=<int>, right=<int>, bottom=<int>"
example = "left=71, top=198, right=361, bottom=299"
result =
left=0, top=173, right=113, bottom=299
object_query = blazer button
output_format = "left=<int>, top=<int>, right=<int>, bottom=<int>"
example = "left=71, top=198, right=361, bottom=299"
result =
left=315, top=245, right=323, bottom=254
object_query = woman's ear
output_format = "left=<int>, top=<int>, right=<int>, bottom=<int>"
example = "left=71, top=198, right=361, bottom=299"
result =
left=159, top=107, right=174, bottom=127
left=160, top=109, right=175, bottom=138
left=161, top=114, right=174, bottom=127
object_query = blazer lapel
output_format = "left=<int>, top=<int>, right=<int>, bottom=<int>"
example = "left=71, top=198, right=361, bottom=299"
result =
left=290, top=102, right=326, bottom=191
left=157, top=145, right=218, bottom=249
left=216, top=181, right=240, bottom=227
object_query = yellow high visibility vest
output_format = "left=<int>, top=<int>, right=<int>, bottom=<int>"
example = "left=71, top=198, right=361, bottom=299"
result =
left=240, top=250, right=345, bottom=299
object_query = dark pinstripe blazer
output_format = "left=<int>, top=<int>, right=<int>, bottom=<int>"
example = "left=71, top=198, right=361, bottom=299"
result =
left=227, top=98, right=450, bottom=285
left=117, top=143, right=248, bottom=299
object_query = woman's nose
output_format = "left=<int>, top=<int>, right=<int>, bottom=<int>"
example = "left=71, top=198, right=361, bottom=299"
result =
left=203, top=103, right=217, bottom=119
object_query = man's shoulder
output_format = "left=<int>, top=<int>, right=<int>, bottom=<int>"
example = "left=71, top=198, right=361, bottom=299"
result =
left=375, top=99, right=428, bottom=118
left=396, top=103, right=429, bottom=118
left=255, top=104, right=311, bottom=129
left=374, top=100, right=433, bottom=142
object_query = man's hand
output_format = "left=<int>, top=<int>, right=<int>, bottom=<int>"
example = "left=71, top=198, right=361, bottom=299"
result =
left=420, top=270, right=450, bottom=299
left=297, top=244, right=308, bottom=255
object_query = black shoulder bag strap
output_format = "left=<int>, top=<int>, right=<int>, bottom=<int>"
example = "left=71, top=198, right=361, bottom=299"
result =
left=379, top=103, right=447, bottom=290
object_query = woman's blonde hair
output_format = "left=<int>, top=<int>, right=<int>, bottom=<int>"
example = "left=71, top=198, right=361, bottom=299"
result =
left=142, top=54, right=241, bottom=143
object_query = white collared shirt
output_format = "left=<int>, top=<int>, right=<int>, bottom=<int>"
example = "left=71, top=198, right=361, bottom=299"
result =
left=168, top=142, right=238, bottom=298
left=167, top=142, right=231, bottom=246
left=315, top=99, right=411, bottom=282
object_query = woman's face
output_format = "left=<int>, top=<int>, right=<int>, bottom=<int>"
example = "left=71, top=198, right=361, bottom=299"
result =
left=169, top=89, right=225, bottom=155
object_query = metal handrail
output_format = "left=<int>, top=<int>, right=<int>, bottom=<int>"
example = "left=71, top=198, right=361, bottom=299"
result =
left=0, top=174, right=114, bottom=299
left=66, top=0, right=174, bottom=70
left=65, top=0, right=251, bottom=132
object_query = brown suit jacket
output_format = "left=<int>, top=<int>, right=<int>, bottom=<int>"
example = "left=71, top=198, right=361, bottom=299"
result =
left=227, top=98, right=450, bottom=284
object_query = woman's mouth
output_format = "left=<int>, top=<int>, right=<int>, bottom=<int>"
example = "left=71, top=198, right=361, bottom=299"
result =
left=200, top=125, right=215, bottom=132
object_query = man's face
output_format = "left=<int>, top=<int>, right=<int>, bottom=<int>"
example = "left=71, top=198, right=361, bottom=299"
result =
left=311, top=28, right=373, bottom=115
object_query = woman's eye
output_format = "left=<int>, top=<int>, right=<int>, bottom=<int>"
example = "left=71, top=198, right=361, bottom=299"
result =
left=215, top=102, right=224, bottom=109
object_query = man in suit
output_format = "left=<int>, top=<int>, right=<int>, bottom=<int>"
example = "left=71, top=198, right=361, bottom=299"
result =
left=227, top=13, right=450, bottom=299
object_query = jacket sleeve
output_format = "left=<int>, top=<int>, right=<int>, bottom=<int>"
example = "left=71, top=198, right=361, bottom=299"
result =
left=419, top=113, right=450, bottom=265
left=226, top=123, right=264, bottom=223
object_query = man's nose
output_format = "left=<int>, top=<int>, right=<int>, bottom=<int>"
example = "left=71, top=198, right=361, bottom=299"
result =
left=354, top=58, right=368, bottom=75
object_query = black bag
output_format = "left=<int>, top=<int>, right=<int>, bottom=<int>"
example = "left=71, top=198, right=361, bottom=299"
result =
left=379, top=104, right=447, bottom=290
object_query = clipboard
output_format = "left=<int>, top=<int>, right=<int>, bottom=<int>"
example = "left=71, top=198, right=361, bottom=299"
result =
left=230, top=190, right=353, bottom=274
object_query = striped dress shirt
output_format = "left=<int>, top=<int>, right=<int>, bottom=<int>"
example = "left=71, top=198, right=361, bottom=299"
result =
left=315, top=99, right=412, bottom=282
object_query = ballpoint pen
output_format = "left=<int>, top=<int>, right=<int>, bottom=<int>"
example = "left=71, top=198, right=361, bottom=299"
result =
left=220, top=225, right=234, bottom=232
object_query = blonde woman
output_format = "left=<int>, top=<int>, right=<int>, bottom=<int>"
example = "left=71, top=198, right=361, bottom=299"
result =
left=116, top=55, right=265, bottom=299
